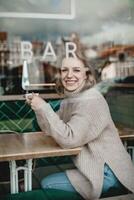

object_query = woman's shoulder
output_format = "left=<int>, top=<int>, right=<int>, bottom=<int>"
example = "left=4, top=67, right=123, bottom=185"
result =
left=67, top=87, right=105, bottom=105
left=81, top=87, right=104, bottom=100
left=61, top=88, right=109, bottom=115
left=81, top=87, right=109, bottom=110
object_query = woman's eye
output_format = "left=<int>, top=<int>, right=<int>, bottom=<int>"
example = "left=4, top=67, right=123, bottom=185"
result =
left=61, top=69, right=68, bottom=72
left=73, top=69, right=81, bottom=72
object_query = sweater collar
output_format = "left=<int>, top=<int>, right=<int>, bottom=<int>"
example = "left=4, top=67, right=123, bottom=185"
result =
left=64, top=80, right=86, bottom=98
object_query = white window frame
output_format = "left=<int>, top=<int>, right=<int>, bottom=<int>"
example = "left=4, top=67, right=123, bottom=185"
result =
left=0, top=0, right=75, bottom=19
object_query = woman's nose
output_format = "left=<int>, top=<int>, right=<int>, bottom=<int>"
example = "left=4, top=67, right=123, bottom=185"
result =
left=67, top=69, right=73, bottom=77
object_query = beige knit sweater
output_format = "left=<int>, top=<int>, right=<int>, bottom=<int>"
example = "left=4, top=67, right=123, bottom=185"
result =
left=34, top=88, right=134, bottom=200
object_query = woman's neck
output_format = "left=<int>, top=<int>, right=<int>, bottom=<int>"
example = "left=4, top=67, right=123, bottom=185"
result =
left=64, top=80, right=86, bottom=97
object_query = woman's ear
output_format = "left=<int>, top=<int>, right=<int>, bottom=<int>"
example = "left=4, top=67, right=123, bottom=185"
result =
left=85, top=68, right=90, bottom=76
left=84, top=68, right=89, bottom=80
left=85, top=67, right=89, bottom=72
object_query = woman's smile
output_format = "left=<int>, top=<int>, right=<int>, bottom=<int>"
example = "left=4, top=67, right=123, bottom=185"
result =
left=65, top=79, right=77, bottom=84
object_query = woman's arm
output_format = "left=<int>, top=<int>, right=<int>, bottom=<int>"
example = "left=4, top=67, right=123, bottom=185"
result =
left=30, top=94, right=110, bottom=149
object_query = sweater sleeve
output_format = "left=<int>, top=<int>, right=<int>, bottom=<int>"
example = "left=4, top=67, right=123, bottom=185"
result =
left=34, top=100, right=63, bottom=134
left=35, top=94, right=111, bottom=149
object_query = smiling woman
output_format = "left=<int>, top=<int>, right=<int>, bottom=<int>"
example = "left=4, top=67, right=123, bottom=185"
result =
left=0, top=1, right=134, bottom=198
left=25, top=51, right=134, bottom=199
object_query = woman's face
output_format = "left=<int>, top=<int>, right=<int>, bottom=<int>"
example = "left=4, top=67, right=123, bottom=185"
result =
left=61, top=57, right=87, bottom=92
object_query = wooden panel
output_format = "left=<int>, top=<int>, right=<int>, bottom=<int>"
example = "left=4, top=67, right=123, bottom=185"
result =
left=0, top=93, right=64, bottom=101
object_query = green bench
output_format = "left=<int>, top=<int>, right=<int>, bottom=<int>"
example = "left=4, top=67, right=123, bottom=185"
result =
left=1, top=189, right=133, bottom=200
left=0, top=189, right=84, bottom=200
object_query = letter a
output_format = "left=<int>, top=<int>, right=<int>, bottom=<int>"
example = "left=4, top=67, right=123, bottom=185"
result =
left=42, top=42, right=57, bottom=61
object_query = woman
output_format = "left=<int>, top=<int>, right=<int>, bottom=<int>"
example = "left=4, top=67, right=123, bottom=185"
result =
left=26, top=55, right=134, bottom=200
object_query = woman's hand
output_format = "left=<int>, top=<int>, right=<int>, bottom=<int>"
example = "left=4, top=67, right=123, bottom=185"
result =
left=25, top=93, right=45, bottom=111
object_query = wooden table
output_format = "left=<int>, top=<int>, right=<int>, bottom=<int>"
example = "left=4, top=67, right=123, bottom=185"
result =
left=0, top=132, right=82, bottom=194
left=118, top=125, right=134, bottom=140
left=117, top=125, right=134, bottom=146
left=118, top=126, right=134, bottom=163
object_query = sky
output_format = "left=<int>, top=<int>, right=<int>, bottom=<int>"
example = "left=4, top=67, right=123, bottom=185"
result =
left=0, top=0, right=134, bottom=45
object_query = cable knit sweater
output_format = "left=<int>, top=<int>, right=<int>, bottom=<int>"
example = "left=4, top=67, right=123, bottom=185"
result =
left=34, top=88, right=134, bottom=200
